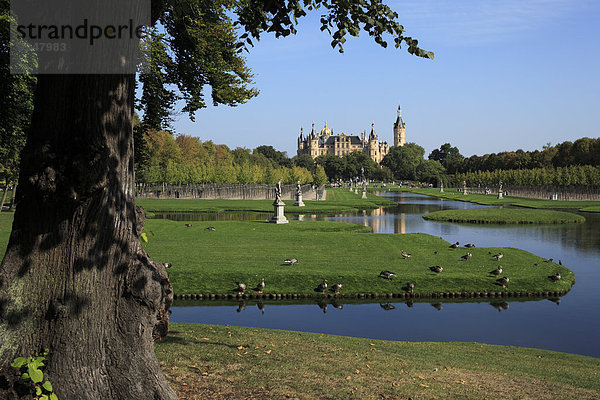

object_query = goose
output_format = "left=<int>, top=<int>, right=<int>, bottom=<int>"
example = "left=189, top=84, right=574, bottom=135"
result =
left=380, top=303, right=396, bottom=310
left=256, top=278, right=265, bottom=293
left=429, top=266, right=443, bottom=274
left=489, top=266, right=503, bottom=275
left=284, top=257, right=298, bottom=266
left=236, top=282, right=246, bottom=294
left=493, top=252, right=504, bottom=261
left=163, top=262, right=172, bottom=269
left=543, top=258, right=553, bottom=263
left=558, top=260, right=563, bottom=266
left=496, top=276, right=509, bottom=288
left=401, top=250, right=411, bottom=259
left=317, top=279, right=328, bottom=294
left=206, top=226, right=216, bottom=231
left=431, top=303, right=443, bottom=311
left=449, top=242, right=460, bottom=249
left=331, top=283, right=343, bottom=294
left=379, top=270, right=396, bottom=280
left=185, top=223, right=192, bottom=227
left=464, top=243, right=476, bottom=248
left=461, top=252, right=472, bottom=261
left=548, top=273, right=561, bottom=282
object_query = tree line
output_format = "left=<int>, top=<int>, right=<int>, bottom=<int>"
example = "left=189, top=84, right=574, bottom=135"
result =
left=134, top=128, right=327, bottom=186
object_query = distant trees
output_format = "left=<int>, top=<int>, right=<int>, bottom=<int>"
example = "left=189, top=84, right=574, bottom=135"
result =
left=135, top=131, right=313, bottom=184
left=428, top=143, right=464, bottom=174
left=455, top=165, right=600, bottom=187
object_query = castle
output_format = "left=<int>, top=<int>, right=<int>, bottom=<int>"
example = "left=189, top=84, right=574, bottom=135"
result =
left=297, top=105, right=406, bottom=164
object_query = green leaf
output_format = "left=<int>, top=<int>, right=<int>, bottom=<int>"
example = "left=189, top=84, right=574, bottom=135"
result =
left=140, top=232, right=148, bottom=243
left=28, top=365, right=43, bottom=383
left=36, top=387, right=43, bottom=396
left=21, top=372, right=30, bottom=381
left=40, top=395, right=49, bottom=400
left=11, top=357, right=27, bottom=368
left=43, top=380, right=53, bottom=392
left=49, top=393, right=59, bottom=400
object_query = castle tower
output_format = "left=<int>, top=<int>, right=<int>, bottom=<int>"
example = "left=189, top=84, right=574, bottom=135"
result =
left=393, top=104, right=406, bottom=147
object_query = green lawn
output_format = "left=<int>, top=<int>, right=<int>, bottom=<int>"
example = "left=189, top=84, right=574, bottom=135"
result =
left=423, top=208, right=585, bottom=224
left=157, top=323, right=600, bottom=400
left=137, top=188, right=396, bottom=215
left=143, top=218, right=574, bottom=296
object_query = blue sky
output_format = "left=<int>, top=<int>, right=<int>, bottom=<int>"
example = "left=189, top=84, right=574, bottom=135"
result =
left=172, top=0, right=600, bottom=158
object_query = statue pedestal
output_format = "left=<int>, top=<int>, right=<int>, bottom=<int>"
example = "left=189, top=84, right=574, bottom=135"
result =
left=497, top=191, right=503, bottom=199
left=361, top=190, right=367, bottom=199
left=293, top=194, right=305, bottom=207
left=270, top=200, right=288, bottom=224
left=354, top=188, right=358, bottom=194
left=349, top=185, right=353, bottom=192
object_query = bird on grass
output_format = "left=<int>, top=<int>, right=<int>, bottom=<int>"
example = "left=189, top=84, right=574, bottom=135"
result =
left=544, top=258, right=553, bottom=263
left=493, top=252, right=504, bottom=261
left=461, top=252, right=472, bottom=261
left=496, top=276, right=509, bottom=288
left=429, top=266, right=443, bottom=274
left=464, top=243, right=476, bottom=248
left=331, top=283, right=343, bottom=294
left=256, top=278, right=265, bottom=293
left=401, top=250, right=411, bottom=259
left=558, top=260, right=563, bottom=266
left=449, top=242, right=460, bottom=249
left=206, top=226, right=216, bottom=231
left=490, top=266, right=503, bottom=276
left=548, top=273, right=561, bottom=282
left=379, top=270, right=396, bottom=280
left=163, top=262, right=172, bottom=269
left=284, top=257, right=298, bottom=266
left=317, top=279, right=328, bottom=294
left=185, top=223, right=192, bottom=227
left=236, top=282, right=246, bottom=294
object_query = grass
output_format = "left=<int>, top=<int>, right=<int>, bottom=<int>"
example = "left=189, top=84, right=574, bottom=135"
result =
left=0, top=212, right=13, bottom=256
left=385, top=187, right=600, bottom=212
left=142, top=218, right=574, bottom=296
left=137, top=188, right=395, bottom=215
left=579, top=206, right=600, bottom=213
left=157, top=323, right=600, bottom=400
left=423, top=208, right=585, bottom=224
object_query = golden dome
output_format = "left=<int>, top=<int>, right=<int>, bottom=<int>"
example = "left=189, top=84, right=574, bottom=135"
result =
left=320, top=121, right=331, bottom=136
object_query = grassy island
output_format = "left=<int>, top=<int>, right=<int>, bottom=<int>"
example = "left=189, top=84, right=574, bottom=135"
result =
left=143, top=218, right=574, bottom=297
left=423, top=208, right=585, bottom=224
left=157, top=323, right=600, bottom=400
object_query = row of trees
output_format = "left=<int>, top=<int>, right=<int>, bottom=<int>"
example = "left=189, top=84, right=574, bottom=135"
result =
left=428, top=137, right=600, bottom=176
left=454, top=165, right=600, bottom=187
left=135, top=129, right=326, bottom=185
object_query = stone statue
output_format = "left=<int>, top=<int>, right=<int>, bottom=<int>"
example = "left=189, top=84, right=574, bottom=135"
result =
left=361, top=167, right=365, bottom=182
left=296, top=180, right=302, bottom=196
left=498, top=180, right=503, bottom=192
left=275, top=178, right=282, bottom=202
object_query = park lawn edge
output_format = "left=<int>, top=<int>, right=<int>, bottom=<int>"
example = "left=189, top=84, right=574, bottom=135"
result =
left=423, top=208, right=585, bottom=224
left=157, top=323, right=600, bottom=400
left=378, top=186, right=600, bottom=211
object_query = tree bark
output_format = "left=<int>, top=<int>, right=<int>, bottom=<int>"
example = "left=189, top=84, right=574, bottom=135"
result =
left=0, top=74, right=176, bottom=399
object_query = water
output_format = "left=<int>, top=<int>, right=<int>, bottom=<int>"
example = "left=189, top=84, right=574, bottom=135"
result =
left=168, top=192, right=600, bottom=357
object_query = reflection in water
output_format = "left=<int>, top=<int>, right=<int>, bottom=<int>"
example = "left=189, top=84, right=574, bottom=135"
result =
left=379, top=303, right=395, bottom=311
left=431, top=303, right=443, bottom=311
left=490, top=302, right=510, bottom=312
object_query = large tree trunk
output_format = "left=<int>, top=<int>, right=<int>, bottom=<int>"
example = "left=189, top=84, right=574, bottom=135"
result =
left=0, top=74, right=176, bottom=399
